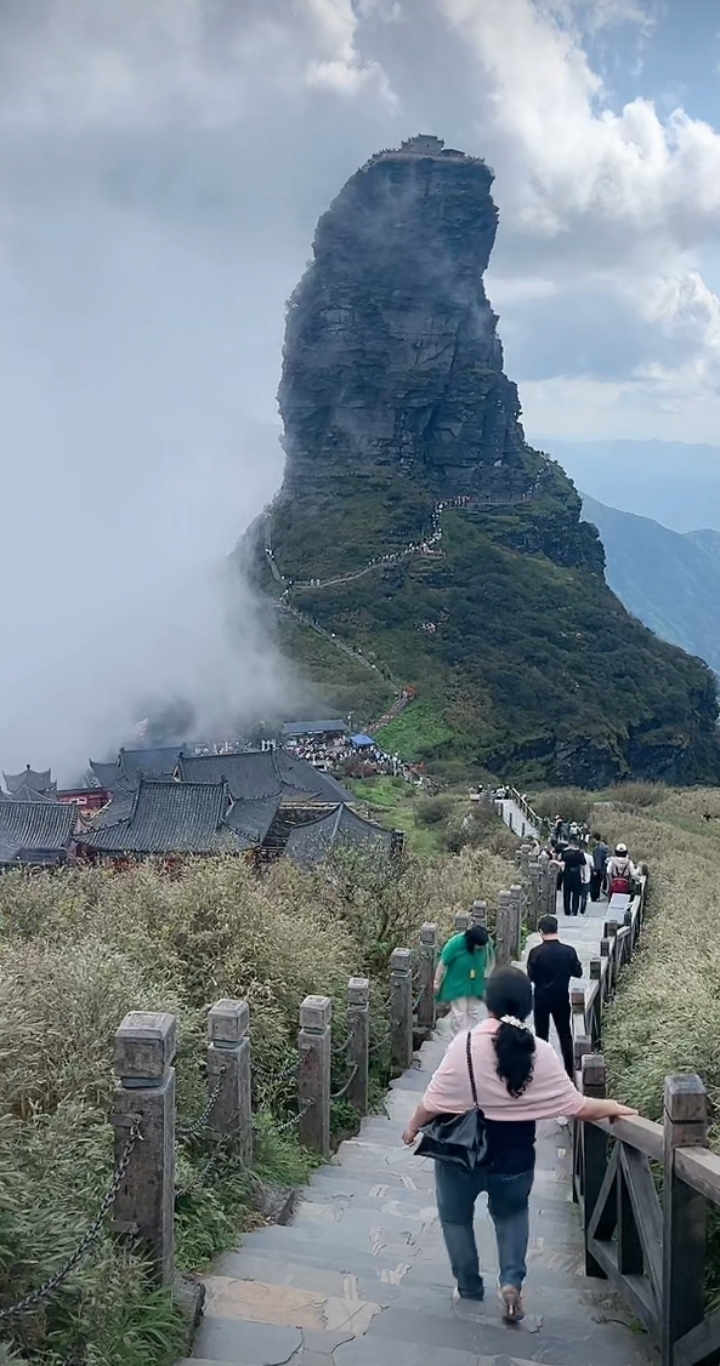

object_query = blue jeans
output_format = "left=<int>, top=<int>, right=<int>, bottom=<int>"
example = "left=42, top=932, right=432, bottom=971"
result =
left=435, top=1162, right=533, bottom=1296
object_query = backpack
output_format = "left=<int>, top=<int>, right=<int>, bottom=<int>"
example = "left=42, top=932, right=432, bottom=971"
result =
left=609, top=858, right=631, bottom=895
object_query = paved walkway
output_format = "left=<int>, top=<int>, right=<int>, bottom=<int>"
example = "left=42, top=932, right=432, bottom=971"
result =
left=182, top=900, right=653, bottom=1366
left=497, top=797, right=539, bottom=841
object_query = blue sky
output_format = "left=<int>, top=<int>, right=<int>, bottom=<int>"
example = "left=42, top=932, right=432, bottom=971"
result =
left=1, top=0, right=720, bottom=771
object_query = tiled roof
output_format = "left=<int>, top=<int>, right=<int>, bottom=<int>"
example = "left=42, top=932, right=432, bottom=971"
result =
left=119, top=747, right=183, bottom=782
left=3, top=767, right=55, bottom=795
left=284, top=804, right=394, bottom=867
left=226, top=794, right=280, bottom=845
left=79, top=779, right=246, bottom=855
left=276, top=752, right=354, bottom=804
left=88, top=790, right=136, bottom=830
left=0, top=801, right=75, bottom=864
left=178, top=751, right=283, bottom=801
left=4, top=784, right=59, bottom=804
left=89, top=760, right=127, bottom=791
left=281, top=719, right=348, bottom=737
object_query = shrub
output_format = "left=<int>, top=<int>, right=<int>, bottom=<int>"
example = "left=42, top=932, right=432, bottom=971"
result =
left=601, top=781, right=666, bottom=810
left=0, top=838, right=518, bottom=1361
left=415, top=795, right=454, bottom=826
left=530, top=788, right=594, bottom=826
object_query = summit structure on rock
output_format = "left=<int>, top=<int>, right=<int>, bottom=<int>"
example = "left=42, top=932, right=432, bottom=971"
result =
left=247, top=137, right=719, bottom=785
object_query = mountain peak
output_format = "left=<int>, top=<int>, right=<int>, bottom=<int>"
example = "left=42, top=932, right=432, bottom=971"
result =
left=245, top=143, right=720, bottom=785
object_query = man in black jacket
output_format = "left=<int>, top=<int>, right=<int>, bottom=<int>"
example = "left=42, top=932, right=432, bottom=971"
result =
left=527, top=916, right=583, bottom=1077
left=552, top=837, right=586, bottom=916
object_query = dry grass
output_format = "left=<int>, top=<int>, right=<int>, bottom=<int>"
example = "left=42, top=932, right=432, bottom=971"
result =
left=0, top=840, right=517, bottom=1363
left=583, top=788, right=720, bottom=1130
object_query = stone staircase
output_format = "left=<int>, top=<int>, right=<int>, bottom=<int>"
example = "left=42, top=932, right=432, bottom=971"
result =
left=180, top=994, right=654, bottom=1365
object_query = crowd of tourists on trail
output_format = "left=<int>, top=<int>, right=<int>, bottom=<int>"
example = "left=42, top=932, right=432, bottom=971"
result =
left=402, top=806, right=643, bottom=1326
left=550, top=830, right=637, bottom=918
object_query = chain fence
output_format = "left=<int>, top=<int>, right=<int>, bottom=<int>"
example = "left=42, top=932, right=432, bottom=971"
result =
left=0, top=1119, right=142, bottom=1325
left=331, top=1021, right=357, bottom=1056
left=176, top=1066, right=226, bottom=1144
left=275, top=1097, right=314, bottom=1133
left=331, top=1064, right=359, bottom=1101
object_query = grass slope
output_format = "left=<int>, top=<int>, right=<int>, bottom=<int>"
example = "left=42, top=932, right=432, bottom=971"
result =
left=259, top=486, right=719, bottom=784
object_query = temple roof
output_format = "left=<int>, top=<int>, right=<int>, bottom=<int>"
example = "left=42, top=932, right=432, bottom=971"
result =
left=89, top=747, right=182, bottom=792
left=89, top=760, right=126, bottom=791
left=0, top=800, right=75, bottom=865
left=2, top=783, right=59, bottom=804
left=78, top=779, right=247, bottom=856
left=3, top=766, right=55, bottom=795
left=284, top=804, right=394, bottom=867
left=178, top=749, right=354, bottom=806
left=276, top=751, right=353, bottom=804
left=119, top=746, right=184, bottom=782
left=225, top=794, right=281, bottom=846
left=281, top=719, right=348, bottom=737
left=178, top=750, right=282, bottom=800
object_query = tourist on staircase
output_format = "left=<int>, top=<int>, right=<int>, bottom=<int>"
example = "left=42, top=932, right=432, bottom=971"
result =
left=552, top=834, right=586, bottom=916
left=590, top=831, right=609, bottom=902
left=402, top=967, right=637, bottom=1322
left=434, top=924, right=491, bottom=1036
left=526, top=915, right=583, bottom=1078
left=606, top=842, right=637, bottom=896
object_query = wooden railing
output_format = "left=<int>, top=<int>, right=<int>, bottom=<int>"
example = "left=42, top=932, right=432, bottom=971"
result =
left=570, top=873, right=720, bottom=1365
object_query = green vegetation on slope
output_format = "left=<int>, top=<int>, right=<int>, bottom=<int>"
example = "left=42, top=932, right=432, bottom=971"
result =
left=259, top=493, right=719, bottom=785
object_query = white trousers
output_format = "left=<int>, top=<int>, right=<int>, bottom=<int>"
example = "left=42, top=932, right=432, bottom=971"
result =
left=449, top=997, right=486, bottom=1036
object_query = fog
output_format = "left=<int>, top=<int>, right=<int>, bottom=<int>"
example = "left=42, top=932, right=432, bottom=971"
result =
left=2, top=2, right=720, bottom=781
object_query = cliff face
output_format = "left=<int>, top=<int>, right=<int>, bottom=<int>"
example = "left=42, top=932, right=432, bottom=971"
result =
left=250, top=137, right=720, bottom=785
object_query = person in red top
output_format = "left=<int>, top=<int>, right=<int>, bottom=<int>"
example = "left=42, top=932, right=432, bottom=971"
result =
left=402, top=967, right=636, bottom=1322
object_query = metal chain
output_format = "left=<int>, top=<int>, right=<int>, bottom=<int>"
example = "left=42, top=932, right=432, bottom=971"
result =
left=0, top=1120, right=142, bottom=1323
left=331, top=1020, right=358, bottom=1056
left=331, top=1064, right=359, bottom=1101
left=175, top=1140, right=225, bottom=1200
left=275, top=1098, right=314, bottom=1133
left=177, top=1066, right=226, bottom=1143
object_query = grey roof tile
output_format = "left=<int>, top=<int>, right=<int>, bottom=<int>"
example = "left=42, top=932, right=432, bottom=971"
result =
left=0, top=801, right=75, bottom=864
left=79, top=779, right=246, bottom=855
left=226, top=794, right=281, bottom=845
left=3, top=767, right=55, bottom=795
left=178, top=751, right=283, bottom=801
left=277, top=752, right=354, bottom=804
left=285, top=804, right=393, bottom=866
left=282, top=719, right=348, bottom=737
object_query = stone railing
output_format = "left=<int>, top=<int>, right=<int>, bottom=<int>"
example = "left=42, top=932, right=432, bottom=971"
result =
left=562, top=871, right=720, bottom=1364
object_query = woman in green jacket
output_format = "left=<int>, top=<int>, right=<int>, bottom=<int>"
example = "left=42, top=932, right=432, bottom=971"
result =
left=434, top=924, right=491, bottom=1035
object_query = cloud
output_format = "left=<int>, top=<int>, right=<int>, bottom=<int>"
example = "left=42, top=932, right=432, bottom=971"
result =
left=3, top=0, right=720, bottom=779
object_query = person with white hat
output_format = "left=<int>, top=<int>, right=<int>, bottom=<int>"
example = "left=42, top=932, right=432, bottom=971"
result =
left=606, top=843, right=637, bottom=897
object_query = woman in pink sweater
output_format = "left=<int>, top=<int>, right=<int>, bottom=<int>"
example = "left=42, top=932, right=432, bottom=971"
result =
left=402, top=966, right=636, bottom=1322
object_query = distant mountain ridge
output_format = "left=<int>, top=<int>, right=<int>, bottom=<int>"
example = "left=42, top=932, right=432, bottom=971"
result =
left=547, top=439, right=720, bottom=535
left=582, top=495, right=720, bottom=675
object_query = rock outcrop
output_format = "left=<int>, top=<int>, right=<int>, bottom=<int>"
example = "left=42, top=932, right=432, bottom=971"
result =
left=248, top=137, right=720, bottom=785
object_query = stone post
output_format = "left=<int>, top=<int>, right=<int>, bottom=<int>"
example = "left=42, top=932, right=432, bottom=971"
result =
left=417, top=924, right=437, bottom=1035
left=112, top=1011, right=176, bottom=1286
left=518, top=844, right=531, bottom=877
left=207, top=998, right=252, bottom=1167
left=495, top=892, right=514, bottom=967
left=390, top=948, right=413, bottom=1072
left=454, top=910, right=470, bottom=933
left=470, top=899, right=487, bottom=928
left=298, top=995, right=332, bottom=1158
left=581, top=1054, right=608, bottom=1279
left=347, top=977, right=370, bottom=1114
left=528, top=861, right=541, bottom=931
left=662, top=1074, right=709, bottom=1366
left=509, top=885, right=524, bottom=959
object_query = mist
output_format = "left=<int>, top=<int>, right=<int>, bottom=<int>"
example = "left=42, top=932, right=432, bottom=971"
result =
left=3, top=2, right=720, bottom=782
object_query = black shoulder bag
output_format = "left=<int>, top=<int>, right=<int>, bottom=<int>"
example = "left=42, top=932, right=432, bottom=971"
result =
left=414, top=1031, right=489, bottom=1171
